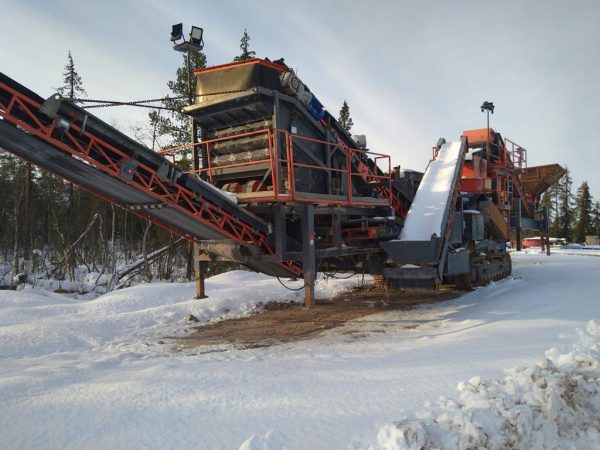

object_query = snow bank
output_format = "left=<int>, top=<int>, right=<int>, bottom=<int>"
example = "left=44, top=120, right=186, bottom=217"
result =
left=239, top=430, right=289, bottom=450
left=373, top=320, right=600, bottom=450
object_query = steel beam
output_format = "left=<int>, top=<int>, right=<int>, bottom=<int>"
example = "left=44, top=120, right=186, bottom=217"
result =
left=301, top=204, right=316, bottom=308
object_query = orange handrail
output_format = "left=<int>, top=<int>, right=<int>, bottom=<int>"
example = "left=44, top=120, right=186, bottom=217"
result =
left=159, top=127, right=395, bottom=208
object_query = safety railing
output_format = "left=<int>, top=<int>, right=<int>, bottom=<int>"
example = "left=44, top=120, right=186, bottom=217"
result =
left=504, top=138, right=528, bottom=173
left=159, top=128, right=393, bottom=208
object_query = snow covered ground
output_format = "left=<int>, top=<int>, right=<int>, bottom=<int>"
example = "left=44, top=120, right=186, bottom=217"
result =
left=1, top=252, right=600, bottom=449
left=521, top=246, right=600, bottom=257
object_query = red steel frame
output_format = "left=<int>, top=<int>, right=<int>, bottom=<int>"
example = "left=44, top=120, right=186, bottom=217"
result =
left=0, top=79, right=302, bottom=276
left=488, top=137, right=532, bottom=217
left=161, top=128, right=408, bottom=217
left=194, top=58, right=288, bottom=75
left=458, top=130, right=534, bottom=237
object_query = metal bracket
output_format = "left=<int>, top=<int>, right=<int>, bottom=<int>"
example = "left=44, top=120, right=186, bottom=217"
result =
left=120, top=159, right=139, bottom=180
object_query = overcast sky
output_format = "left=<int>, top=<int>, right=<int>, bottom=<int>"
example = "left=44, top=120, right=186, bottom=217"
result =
left=1, top=0, right=599, bottom=197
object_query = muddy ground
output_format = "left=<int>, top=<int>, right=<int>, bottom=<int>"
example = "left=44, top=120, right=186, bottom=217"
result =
left=176, top=285, right=460, bottom=350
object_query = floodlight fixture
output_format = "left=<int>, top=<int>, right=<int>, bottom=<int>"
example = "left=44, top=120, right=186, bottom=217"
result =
left=171, top=23, right=183, bottom=42
left=172, top=24, right=204, bottom=53
left=480, top=100, right=495, bottom=153
left=480, top=101, right=495, bottom=114
left=189, top=26, right=204, bottom=49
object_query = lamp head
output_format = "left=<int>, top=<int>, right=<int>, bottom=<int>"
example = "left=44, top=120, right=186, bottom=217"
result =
left=189, top=26, right=204, bottom=48
left=171, top=23, right=183, bottom=42
left=480, top=101, right=495, bottom=114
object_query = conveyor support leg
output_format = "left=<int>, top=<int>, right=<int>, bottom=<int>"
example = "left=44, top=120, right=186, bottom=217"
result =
left=194, top=244, right=208, bottom=299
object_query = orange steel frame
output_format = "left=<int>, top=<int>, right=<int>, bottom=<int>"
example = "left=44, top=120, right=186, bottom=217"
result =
left=0, top=78, right=302, bottom=276
left=430, top=130, right=536, bottom=240
left=485, top=136, right=532, bottom=216
left=459, top=129, right=534, bottom=238
left=194, top=58, right=288, bottom=75
left=160, top=128, right=399, bottom=210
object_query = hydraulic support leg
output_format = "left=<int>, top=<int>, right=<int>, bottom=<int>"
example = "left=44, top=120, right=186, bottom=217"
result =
left=302, top=204, right=316, bottom=308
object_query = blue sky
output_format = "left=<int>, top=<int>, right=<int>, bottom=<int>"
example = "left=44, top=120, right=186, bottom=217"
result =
left=1, top=0, right=599, bottom=197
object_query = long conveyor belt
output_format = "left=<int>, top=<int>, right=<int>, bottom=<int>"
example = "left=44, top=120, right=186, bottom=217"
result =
left=0, top=72, right=301, bottom=278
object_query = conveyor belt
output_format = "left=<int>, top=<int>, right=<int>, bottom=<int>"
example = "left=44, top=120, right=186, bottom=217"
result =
left=399, top=140, right=464, bottom=241
left=0, top=72, right=301, bottom=278
left=380, top=137, right=467, bottom=288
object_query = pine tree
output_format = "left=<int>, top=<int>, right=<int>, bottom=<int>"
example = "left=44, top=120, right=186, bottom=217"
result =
left=233, top=29, right=256, bottom=62
left=56, top=51, right=87, bottom=101
left=149, top=51, right=207, bottom=147
left=557, top=167, right=574, bottom=240
left=573, top=181, right=593, bottom=242
left=338, top=100, right=353, bottom=133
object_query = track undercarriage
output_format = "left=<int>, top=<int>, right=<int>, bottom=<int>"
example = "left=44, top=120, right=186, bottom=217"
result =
left=452, top=252, right=512, bottom=290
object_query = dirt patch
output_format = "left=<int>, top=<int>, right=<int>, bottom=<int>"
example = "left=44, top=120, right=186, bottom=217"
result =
left=176, top=286, right=460, bottom=350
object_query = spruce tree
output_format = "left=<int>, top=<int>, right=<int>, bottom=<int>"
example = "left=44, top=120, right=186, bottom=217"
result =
left=56, top=51, right=87, bottom=101
left=557, top=167, right=574, bottom=240
left=233, top=29, right=256, bottom=62
left=573, top=181, right=593, bottom=242
left=338, top=100, right=353, bottom=133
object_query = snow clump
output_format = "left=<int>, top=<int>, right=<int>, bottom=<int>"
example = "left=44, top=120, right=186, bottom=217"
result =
left=373, top=320, right=600, bottom=450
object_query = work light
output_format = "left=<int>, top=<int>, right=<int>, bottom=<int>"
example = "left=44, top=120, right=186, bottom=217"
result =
left=190, top=26, right=204, bottom=48
left=171, top=23, right=183, bottom=42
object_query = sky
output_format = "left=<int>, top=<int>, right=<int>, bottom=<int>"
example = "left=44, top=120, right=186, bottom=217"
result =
left=1, top=0, right=599, bottom=198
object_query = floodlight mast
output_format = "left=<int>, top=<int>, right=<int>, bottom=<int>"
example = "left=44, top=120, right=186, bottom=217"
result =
left=170, top=23, right=208, bottom=300
left=480, top=101, right=494, bottom=148
left=170, top=23, right=205, bottom=173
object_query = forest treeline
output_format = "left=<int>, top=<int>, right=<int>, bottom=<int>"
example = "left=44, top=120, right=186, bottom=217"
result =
left=541, top=170, right=600, bottom=243
left=0, top=32, right=253, bottom=286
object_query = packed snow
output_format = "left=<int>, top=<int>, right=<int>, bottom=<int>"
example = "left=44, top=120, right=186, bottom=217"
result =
left=400, top=141, right=463, bottom=241
left=1, top=252, right=600, bottom=449
left=0, top=270, right=364, bottom=359
left=374, top=321, right=600, bottom=450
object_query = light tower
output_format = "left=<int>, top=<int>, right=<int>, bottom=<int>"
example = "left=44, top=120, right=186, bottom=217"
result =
left=170, top=23, right=204, bottom=171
